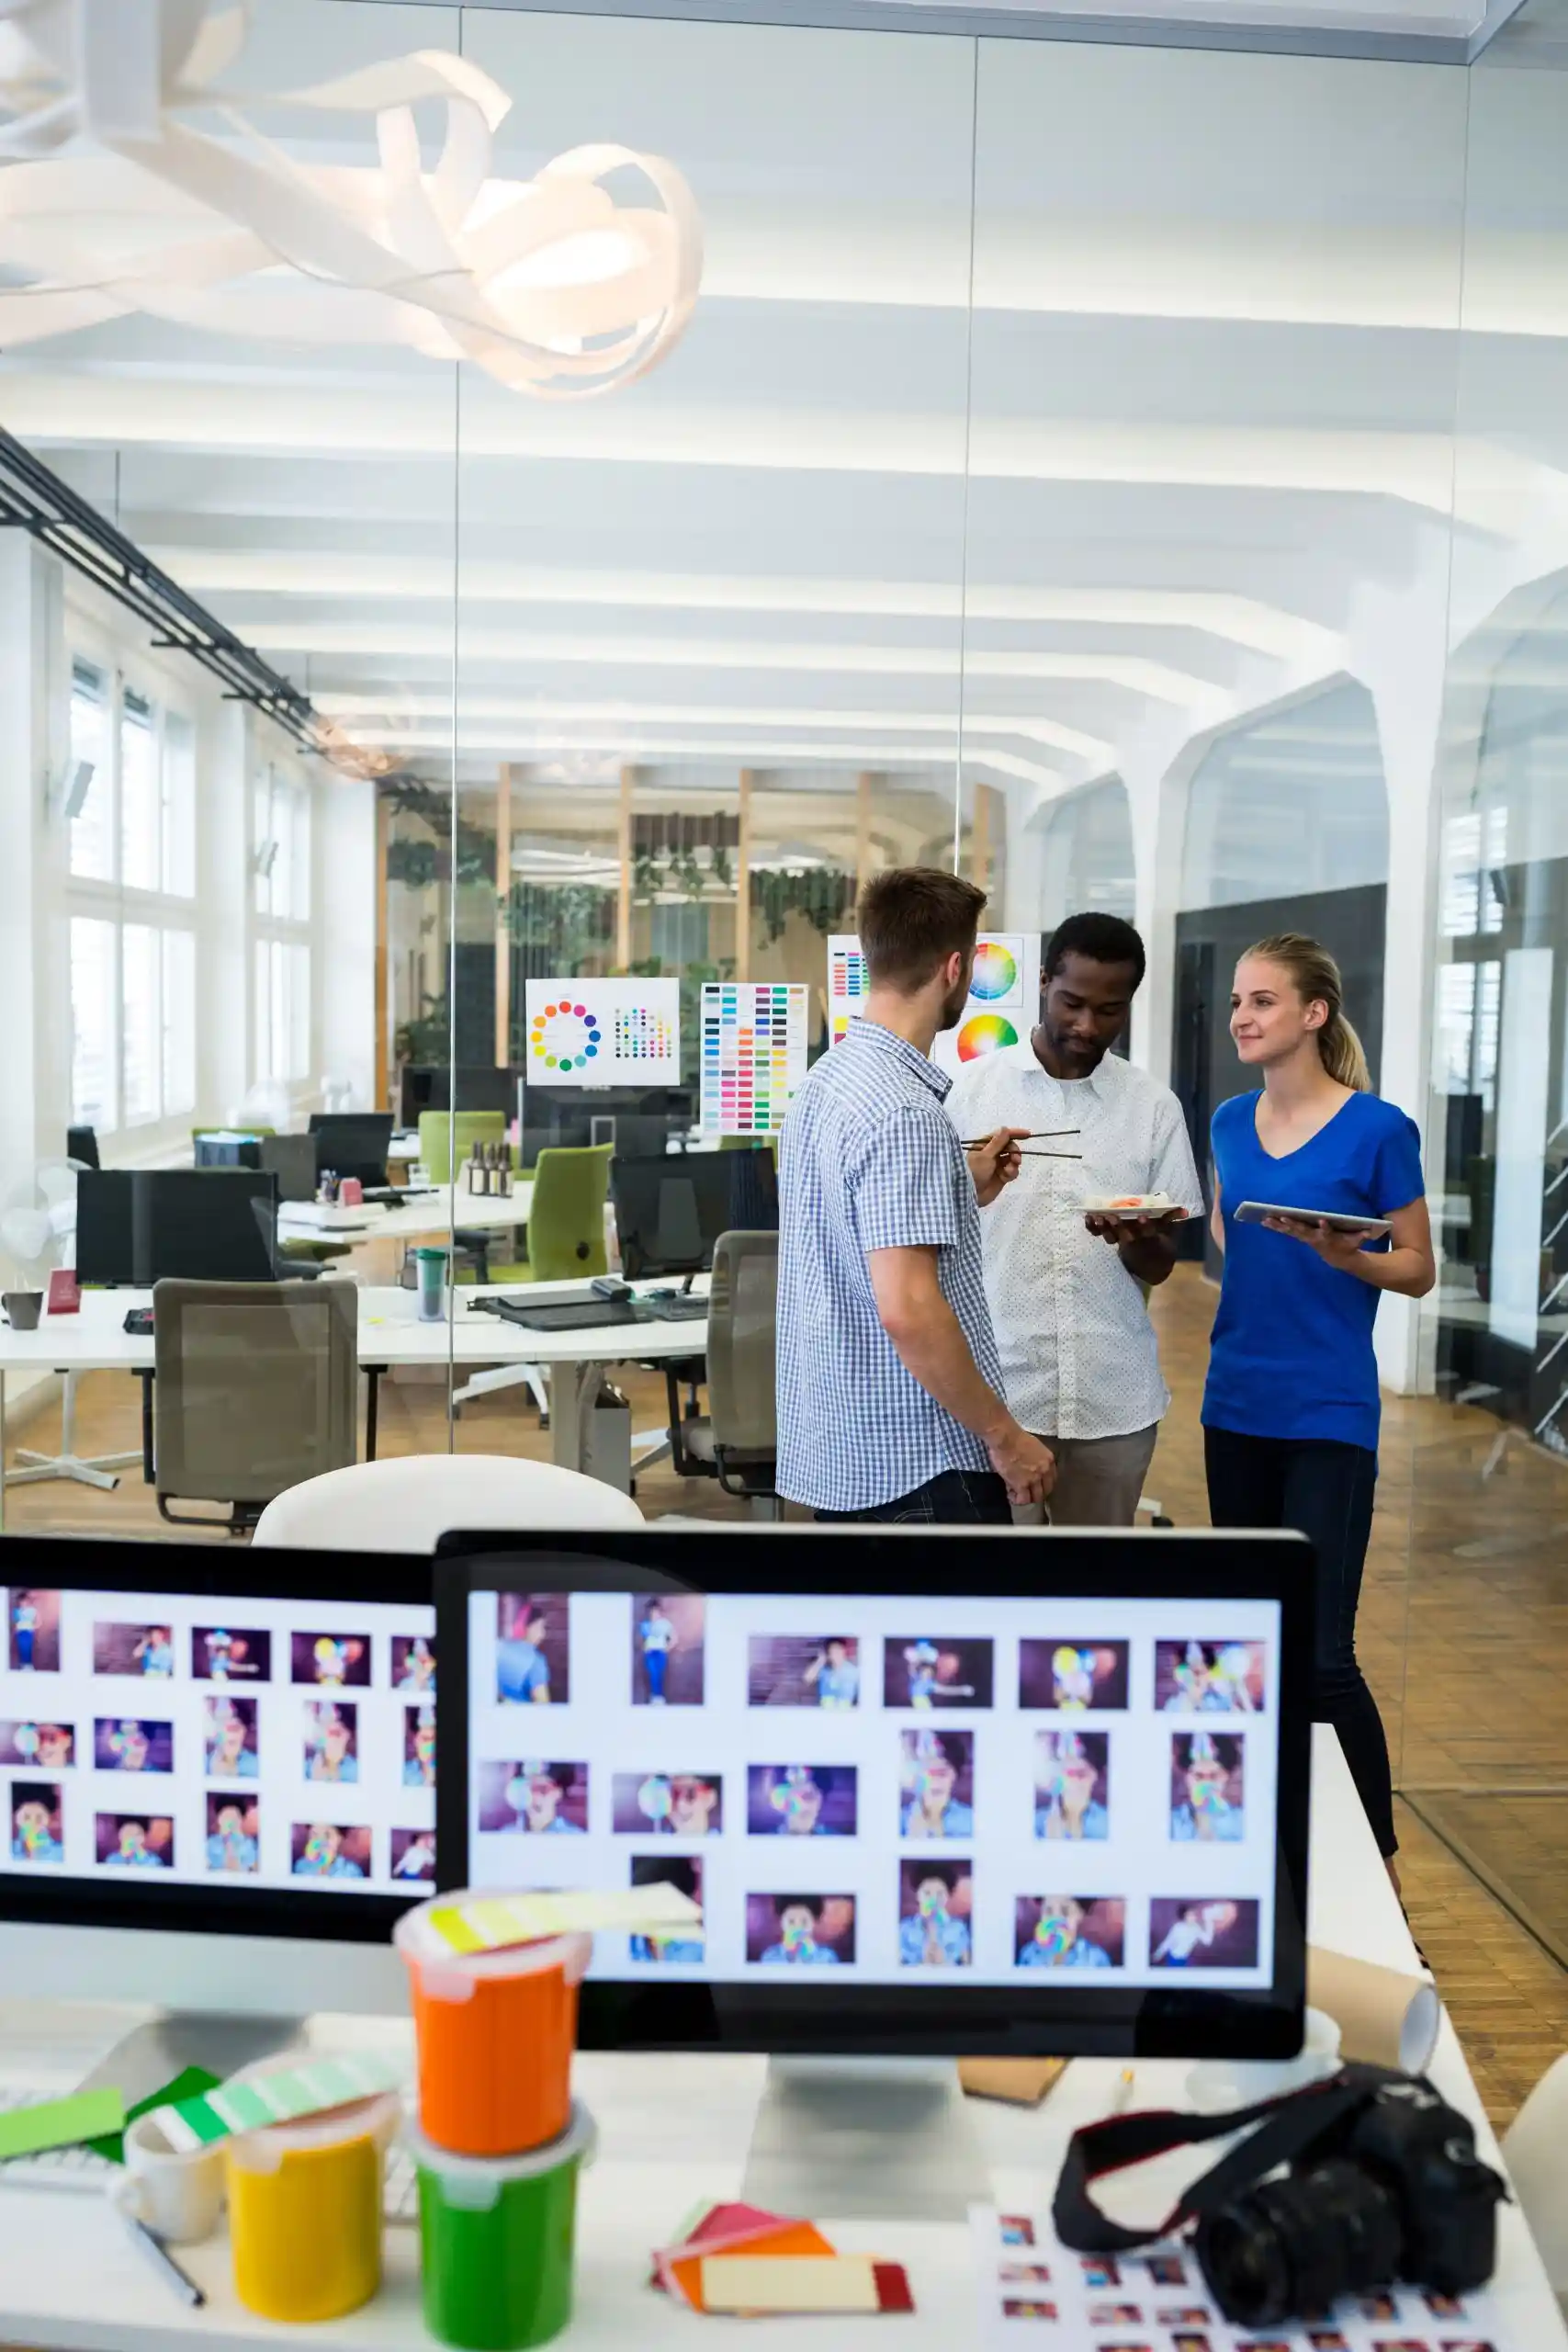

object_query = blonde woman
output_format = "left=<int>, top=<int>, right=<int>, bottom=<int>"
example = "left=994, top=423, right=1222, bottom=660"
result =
left=1205, top=935, right=1434, bottom=1877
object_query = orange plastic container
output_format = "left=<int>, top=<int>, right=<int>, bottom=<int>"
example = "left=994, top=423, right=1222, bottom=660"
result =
left=395, top=1890, right=592, bottom=2158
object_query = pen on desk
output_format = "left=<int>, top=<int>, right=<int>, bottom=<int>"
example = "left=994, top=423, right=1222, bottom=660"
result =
left=1109, top=2066, right=1135, bottom=2116
left=121, top=2212, right=206, bottom=2309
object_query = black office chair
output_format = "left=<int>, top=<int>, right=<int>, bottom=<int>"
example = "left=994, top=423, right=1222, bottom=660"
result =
left=67, top=1125, right=99, bottom=1170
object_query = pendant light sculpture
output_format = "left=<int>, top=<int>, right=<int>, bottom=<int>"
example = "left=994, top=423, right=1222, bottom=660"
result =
left=0, top=0, right=703, bottom=398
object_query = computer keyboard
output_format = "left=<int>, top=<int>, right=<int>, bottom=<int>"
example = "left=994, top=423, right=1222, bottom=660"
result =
left=646, top=1295, right=709, bottom=1323
left=0, top=2084, right=421, bottom=2222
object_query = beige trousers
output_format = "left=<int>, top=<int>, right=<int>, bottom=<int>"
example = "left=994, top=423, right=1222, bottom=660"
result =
left=1023, top=1422, right=1161, bottom=1528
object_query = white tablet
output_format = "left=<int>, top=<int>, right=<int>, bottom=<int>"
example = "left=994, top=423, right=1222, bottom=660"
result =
left=1234, top=1201, right=1390, bottom=1238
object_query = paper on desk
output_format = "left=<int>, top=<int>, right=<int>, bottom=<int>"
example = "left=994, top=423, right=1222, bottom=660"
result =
left=971, top=2201, right=1512, bottom=2347
left=423, top=1883, right=702, bottom=1955
left=700, top=2256, right=888, bottom=2314
left=0, top=2086, right=124, bottom=2159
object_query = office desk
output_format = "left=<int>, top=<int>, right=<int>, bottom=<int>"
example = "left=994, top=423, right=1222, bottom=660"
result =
left=0, top=1281, right=708, bottom=1524
left=0, top=1731, right=1561, bottom=2349
left=278, top=1185, right=535, bottom=1248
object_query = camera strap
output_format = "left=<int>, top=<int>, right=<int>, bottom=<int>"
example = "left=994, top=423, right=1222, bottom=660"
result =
left=1053, top=2070, right=1379, bottom=2254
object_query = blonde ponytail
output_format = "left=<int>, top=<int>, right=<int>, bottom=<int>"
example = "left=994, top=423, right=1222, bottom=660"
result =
left=1245, top=933, right=1371, bottom=1092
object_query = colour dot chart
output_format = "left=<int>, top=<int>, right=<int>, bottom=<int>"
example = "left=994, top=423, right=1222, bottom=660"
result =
left=615, top=1004, right=675, bottom=1066
left=529, top=1000, right=602, bottom=1073
left=700, top=982, right=809, bottom=1135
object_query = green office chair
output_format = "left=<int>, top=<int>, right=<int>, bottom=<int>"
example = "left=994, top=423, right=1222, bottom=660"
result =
left=489, top=1144, right=612, bottom=1283
left=417, top=1110, right=513, bottom=1185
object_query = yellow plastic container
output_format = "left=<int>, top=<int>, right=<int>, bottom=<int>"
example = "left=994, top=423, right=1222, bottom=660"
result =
left=225, top=2086, right=401, bottom=2324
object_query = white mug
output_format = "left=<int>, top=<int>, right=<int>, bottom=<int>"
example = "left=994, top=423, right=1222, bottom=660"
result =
left=108, top=2109, right=225, bottom=2245
left=1186, top=2005, right=1344, bottom=2116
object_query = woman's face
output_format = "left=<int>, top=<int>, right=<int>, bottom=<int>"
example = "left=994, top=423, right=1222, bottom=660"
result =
left=1231, top=957, right=1325, bottom=1069
left=323, top=1716, right=351, bottom=1763
left=220, top=1713, right=245, bottom=1760
left=921, top=1754, right=955, bottom=1809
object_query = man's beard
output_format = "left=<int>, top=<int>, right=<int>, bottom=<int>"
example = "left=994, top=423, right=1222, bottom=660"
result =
left=937, top=970, right=971, bottom=1031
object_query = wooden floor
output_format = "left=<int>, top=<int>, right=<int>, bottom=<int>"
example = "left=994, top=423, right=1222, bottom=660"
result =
left=5, top=1263, right=1566, bottom=2127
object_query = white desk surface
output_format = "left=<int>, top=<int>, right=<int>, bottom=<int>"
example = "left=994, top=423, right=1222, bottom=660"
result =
left=0, top=1278, right=709, bottom=1377
left=278, top=1186, right=534, bottom=1243
left=0, top=1728, right=1562, bottom=2351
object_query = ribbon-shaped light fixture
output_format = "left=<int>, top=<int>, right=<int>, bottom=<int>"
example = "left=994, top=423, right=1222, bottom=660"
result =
left=0, top=0, right=703, bottom=398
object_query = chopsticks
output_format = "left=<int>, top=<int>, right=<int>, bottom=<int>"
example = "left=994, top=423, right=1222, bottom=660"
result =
left=959, top=1129, right=1080, bottom=1148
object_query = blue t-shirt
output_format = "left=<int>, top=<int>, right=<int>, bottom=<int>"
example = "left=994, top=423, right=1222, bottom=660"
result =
left=1204, top=1090, right=1424, bottom=1452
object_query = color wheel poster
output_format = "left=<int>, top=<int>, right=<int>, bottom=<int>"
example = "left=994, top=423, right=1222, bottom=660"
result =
left=699, top=982, right=809, bottom=1134
left=827, top=934, right=869, bottom=1046
left=931, top=933, right=1040, bottom=1076
left=523, top=977, right=681, bottom=1086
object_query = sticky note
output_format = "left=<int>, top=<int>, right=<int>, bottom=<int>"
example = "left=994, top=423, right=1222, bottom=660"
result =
left=0, top=2087, right=125, bottom=2160
left=700, top=2255, right=883, bottom=2313
left=423, top=1883, right=702, bottom=1956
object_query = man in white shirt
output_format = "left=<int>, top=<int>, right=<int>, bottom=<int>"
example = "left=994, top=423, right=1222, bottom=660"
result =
left=945, top=913, right=1203, bottom=1525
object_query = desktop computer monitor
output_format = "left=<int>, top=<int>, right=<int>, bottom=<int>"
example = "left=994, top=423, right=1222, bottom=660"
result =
left=610, top=1151, right=778, bottom=1281
left=0, top=1537, right=434, bottom=2015
left=260, top=1134, right=319, bottom=1204
left=75, top=1170, right=279, bottom=1284
left=399, top=1064, right=519, bottom=1126
left=589, top=1112, right=670, bottom=1161
left=67, top=1125, right=100, bottom=1170
left=435, top=1528, right=1311, bottom=2059
left=308, top=1113, right=394, bottom=1190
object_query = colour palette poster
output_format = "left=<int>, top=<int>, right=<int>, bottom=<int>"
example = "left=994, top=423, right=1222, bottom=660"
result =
left=827, top=935, right=870, bottom=1046
left=699, top=983, right=809, bottom=1135
left=931, top=934, right=1040, bottom=1077
left=523, top=978, right=681, bottom=1088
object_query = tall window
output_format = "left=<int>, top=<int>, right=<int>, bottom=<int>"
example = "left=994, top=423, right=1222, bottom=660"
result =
left=253, top=763, right=313, bottom=1083
left=65, top=657, right=198, bottom=1136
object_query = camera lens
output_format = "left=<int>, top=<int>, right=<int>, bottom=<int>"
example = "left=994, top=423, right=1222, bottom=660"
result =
left=1197, top=2158, right=1404, bottom=2327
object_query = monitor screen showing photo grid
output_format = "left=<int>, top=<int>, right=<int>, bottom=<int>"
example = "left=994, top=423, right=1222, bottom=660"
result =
left=1, top=1583, right=435, bottom=1898
left=462, top=1587, right=1281, bottom=1989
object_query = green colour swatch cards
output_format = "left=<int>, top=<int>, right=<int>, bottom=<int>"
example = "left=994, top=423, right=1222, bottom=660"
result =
left=425, top=1883, right=703, bottom=1956
left=151, top=2052, right=405, bottom=2154
left=85, top=2065, right=220, bottom=2165
left=0, top=2087, right=125, bottom=2161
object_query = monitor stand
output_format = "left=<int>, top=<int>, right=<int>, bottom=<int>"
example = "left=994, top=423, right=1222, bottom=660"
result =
left=741, top=2057, right=989, bottom=2222
left=77, top=2014, right=309, bottom=2109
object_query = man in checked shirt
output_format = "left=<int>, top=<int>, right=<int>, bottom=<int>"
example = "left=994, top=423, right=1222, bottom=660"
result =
left=776, top=868, right=1055, bottom=1522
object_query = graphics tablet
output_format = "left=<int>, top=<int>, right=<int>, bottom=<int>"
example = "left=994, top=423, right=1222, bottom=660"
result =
left=1234, top=1202, right=1390, bottom=1238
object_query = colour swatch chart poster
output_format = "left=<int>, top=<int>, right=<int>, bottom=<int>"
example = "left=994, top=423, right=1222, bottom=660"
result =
left=524, top=978, right=680, bottom=1087
left=971, top=2204, right=1509, bottom=2350
left=699, top=983, right=809, bottom=1134
left=931, top=933, right=1040, bottom=1077
left=828, top=935, right=870, bottom=1046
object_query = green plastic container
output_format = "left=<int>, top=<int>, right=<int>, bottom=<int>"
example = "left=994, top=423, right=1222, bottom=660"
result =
left=412, top=2101, right=596, bottom=2350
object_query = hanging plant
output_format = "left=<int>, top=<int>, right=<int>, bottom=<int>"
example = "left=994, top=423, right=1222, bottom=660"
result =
left=750, top=865, right=855, bottom=945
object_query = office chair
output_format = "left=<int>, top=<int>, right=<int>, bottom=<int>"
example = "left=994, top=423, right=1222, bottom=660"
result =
left=666, top=1229, right=779, bottom=1511
left=456, top=1145, right=615, bottom=1423
left=151, top=1277, right=358, bottom=1532
left=254, top=1453, right=644, bottom=1549
left=66, top=1125, right=99, bottom=1170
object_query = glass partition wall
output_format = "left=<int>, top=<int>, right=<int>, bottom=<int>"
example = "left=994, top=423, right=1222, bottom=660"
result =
left=2, top=0, right=1566, bottom=1955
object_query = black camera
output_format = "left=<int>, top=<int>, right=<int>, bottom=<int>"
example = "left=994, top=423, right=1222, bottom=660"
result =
left=1195, top=2064, right=1507, bottom=2327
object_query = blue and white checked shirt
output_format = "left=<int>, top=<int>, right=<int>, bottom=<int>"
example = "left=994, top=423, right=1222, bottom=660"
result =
left=776, top=1020, right=1004, bottom=1512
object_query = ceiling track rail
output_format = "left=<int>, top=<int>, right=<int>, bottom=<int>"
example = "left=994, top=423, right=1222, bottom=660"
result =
left=0, top=426, right=325, bottom=760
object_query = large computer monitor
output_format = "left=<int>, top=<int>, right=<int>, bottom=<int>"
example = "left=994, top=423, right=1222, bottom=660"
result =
left=435, top=1529, right=1311, bottom=2059
left=76, top=1170, right=279, bottom=1285
left=400, top=1064, right=519, bottom=1126
left=259, top=1134, right=318, bottom=1204
left=308, top=1113, right=393, bottom=1190
left=610, top=1151, right=778, bottom=1281
left=0, top=1538, right=433, bottom=2014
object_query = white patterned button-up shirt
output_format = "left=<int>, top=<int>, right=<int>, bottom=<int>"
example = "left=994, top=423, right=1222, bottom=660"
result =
left=943, top=1043, right=1203, bottom=1442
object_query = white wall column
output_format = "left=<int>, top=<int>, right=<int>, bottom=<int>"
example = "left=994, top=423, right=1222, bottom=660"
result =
left=0, top=535, right=68, bottom=1210
left=320, top=772, right=378, bottom=1112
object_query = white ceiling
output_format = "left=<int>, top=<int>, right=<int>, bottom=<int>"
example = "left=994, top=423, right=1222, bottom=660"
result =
left=2, top=0, right=1566, bottom=848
